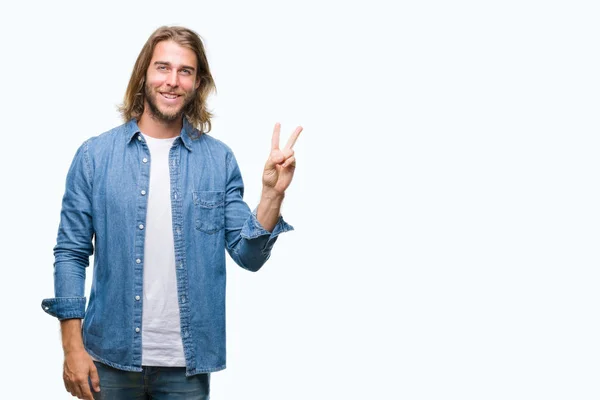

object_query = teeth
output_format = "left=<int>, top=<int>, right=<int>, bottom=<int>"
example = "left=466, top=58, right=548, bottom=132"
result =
left=162, top=93, right=178, bottom=99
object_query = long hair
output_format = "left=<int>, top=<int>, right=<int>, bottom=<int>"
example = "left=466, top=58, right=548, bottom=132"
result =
left=119, top=26, right=216, bottom=133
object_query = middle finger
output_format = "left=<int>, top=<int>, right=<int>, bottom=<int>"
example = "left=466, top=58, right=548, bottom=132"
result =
left=284, top=126, right=303, bottom=150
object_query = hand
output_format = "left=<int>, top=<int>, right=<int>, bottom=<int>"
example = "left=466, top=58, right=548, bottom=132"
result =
left=63, top=349, right=100, bottom=400
left=262, top=123, right=303, bottom=195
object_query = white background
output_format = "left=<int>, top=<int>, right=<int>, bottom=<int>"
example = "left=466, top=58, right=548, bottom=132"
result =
left=1, top=0, right=599, bottom=399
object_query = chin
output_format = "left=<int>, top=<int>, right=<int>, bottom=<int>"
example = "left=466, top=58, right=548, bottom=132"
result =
left=159, top=112, right=182, bottom=122
left=154, top=103, right=182, bottom=119
left=159, top=107, right=181, bottom=117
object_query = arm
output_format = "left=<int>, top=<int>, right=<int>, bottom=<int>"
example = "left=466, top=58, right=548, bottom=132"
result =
left=42, top=141, right=94, bottom=319
left=41, top=141, right=99, bottom=399
left=224, top=123, right=302, bottom=271
left=224, top=152, right=293, bottom=272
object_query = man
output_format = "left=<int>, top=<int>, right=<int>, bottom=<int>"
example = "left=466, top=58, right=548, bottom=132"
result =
left=41, top=25, right=302, bottom=400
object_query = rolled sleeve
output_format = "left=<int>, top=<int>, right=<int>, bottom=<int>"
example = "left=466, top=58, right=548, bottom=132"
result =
left=41, top=297, right=86, bottom=320
left=230, top=209, right=294, bottom=272
left=240, top=208, right=294, bottom=252
left=43, top=140, right=94, bottom=319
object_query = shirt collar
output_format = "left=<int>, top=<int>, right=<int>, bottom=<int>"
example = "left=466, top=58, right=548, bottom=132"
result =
left=125, top=117, right=199, bottom=151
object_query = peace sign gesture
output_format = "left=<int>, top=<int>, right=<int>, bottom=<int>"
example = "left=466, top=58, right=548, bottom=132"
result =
left=262, top=123, right=303, bottom=196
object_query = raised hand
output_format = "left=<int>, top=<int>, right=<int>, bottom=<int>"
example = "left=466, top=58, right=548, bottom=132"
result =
left=262, top=123, right=302, bottom=196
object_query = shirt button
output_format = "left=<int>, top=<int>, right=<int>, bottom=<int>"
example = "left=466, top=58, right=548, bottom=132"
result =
left=139, top=224, right=144, bottom=230
left=142, top=158, right=148, bottom=163
left=176, top=229, right=181, bottom=235
left=137, top=135, right=142, bottom=141
left=181, top=296, right=186, bottom=303
left=135, top=327, right=140, bottom=333
left=174, top=193, right=178, bottom=199
left=136, top=259, right=141, bottom=264
left=141, top=190, right=146, bottom=196
left=135, top=295, right=140, bottom=301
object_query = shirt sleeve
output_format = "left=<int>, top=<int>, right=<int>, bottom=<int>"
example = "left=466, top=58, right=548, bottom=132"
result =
left=41, top=140, right=94, bottom=320
left=224, top=151, right=294, bottom=272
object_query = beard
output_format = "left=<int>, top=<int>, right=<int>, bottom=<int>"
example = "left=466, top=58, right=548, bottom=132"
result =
left=144, top=82, right=196, bottom=123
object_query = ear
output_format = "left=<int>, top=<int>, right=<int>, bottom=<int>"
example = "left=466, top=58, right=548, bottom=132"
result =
left=195, top=76, right=202, bottom=90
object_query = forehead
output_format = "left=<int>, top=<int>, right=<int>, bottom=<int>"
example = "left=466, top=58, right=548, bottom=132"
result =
left=150, top=40, right=197, bottom=68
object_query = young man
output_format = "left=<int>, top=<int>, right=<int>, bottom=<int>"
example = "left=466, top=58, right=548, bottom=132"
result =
left=41, top=25, right=302, bottom=400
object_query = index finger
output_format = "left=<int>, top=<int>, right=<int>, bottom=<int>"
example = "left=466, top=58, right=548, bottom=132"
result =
left=271, top=123, right=281, bottom=150
left=284, top=126, right=303, bottom=150
left=79, top=381, right=94, bottom=400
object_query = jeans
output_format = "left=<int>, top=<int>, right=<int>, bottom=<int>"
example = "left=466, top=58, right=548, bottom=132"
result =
left=92, top=361, right=210, bottom=399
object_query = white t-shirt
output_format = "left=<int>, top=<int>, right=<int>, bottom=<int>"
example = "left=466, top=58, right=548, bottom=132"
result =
left=140, top=132, right=185, bottom=367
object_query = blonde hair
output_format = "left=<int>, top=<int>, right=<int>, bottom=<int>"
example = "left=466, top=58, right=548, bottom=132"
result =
left=119, top=26, right=216, bottom=133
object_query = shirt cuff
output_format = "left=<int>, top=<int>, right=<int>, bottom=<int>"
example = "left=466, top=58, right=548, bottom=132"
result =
left=240, top=209, right=294, bottom=245
left=41, top=297, right=86, bottom=320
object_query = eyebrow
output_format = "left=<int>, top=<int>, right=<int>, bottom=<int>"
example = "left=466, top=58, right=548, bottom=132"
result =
left=153, top=61, right=196, bottom=72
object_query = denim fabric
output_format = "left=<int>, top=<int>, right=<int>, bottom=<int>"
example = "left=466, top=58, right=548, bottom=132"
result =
left=41, top=118, right=293, bottom=375
left=92, top=361, right=210, bottom=399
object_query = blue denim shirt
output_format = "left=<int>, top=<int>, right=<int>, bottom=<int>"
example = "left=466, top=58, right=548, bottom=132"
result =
left=41, top=118, right=293, bottom=375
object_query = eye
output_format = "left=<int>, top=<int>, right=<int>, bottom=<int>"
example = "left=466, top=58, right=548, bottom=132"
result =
left=181, top=69, right=192, bottom=75
left=157, top=65, right=167, bottom=71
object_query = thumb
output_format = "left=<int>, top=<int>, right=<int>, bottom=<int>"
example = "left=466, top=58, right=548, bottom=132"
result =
left=89, top=364, right=101, bottom=392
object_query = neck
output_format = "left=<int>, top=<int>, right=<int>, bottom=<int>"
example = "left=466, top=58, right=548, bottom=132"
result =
left=138, top=110, right=183, bottom=139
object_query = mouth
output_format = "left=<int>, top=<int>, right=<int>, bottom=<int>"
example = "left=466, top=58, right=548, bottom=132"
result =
left=160, top=92, right=181, bottom=100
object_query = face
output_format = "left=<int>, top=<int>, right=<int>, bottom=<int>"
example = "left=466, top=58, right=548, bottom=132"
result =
left=144, top=40, right=200, bottom=123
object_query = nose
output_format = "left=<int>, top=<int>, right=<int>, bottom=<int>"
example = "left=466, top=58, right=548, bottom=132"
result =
left=166, top=70, right=178, bottom=88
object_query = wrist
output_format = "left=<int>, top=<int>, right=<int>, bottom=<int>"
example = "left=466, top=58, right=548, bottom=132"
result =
left=63, top=345, right=86, bottom=355
left=261, top=188, right=285, bottom=202
left=60, top=319, right=84, bottom=354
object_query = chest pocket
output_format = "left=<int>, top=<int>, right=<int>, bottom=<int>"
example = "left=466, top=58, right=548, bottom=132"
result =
left=193, top=190, right=225, bottom=234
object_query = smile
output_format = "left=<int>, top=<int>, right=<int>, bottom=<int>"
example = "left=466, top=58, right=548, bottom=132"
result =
left=160, top=93, right=180, bottom=100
